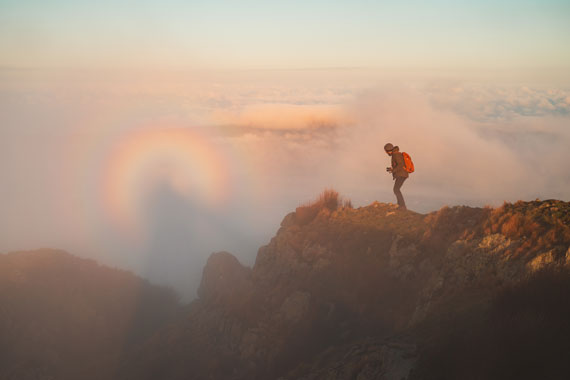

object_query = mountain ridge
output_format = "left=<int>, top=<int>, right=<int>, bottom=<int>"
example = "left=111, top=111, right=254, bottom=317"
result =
left=122, top=198, right=570, bottom=379
left=0, top=248, right=180, bottom=380
left=2, top=198, right=569, bottom=379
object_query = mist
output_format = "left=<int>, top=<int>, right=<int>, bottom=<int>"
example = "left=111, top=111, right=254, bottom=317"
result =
left=1, top=68, right=568, bottom=300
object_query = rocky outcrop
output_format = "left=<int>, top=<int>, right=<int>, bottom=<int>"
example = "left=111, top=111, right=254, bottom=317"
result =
left=121, top=199, right=570, bottom=380
left=198, top=251, right=253, bottom=312
left=281, top=337, right=417, bottom=380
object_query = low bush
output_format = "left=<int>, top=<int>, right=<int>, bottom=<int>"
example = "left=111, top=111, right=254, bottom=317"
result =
left=295, top=189, right=352, bottom=225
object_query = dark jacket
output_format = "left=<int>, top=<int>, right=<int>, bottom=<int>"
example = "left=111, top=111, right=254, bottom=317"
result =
left=391, top=150, right=409, bottom=179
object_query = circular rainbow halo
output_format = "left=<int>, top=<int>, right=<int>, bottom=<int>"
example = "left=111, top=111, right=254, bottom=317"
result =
left=101, top=126, right=231, bottom=239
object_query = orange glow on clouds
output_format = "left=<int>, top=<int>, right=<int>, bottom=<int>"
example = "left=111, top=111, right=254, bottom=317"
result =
left=213, top=103, right=351, bottom=130
left=102, top=127, right=230, bottom=238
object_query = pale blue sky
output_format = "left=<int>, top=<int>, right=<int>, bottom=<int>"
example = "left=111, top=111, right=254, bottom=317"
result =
left=1, top=0, right=569, bottom=69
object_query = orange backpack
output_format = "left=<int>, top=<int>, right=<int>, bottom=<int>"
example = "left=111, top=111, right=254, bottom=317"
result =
left=402, top=152, right=414, bottom=173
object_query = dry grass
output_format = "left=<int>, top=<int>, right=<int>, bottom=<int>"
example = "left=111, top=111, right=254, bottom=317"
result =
left=483, top=200, right=570, bottom=258
left=295, top=189, right=353, bottom=225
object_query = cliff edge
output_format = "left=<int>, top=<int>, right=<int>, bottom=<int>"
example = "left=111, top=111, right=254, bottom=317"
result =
left=121, top=198, right=570, bottom=380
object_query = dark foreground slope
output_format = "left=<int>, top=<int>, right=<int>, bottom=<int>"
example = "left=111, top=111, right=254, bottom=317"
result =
left=120, top=199, right=570, bottom=380
left=0, top=249, right=180, bottom=380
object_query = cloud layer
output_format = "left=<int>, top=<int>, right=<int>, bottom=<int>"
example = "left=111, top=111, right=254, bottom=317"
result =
left=1, top=69, right=568, bottom=300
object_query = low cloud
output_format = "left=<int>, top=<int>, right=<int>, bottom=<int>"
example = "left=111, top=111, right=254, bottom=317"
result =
left=1, top=70, right=568, bottom=301
left=214, top=84, right=570, bottom=212
left=212, top=103, right=350, bottom=131
left=425, top=83, right=570, bottom=122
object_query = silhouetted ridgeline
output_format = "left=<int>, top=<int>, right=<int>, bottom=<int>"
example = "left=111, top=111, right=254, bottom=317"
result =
left=2, top=198, right=569, bottom=380
left=0, top=249, right=180, bottom=380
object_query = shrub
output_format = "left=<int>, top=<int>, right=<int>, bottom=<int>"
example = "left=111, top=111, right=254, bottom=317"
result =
left=295, top=189, right=352, bottom=225
left=315, top=189, right=341, bottom=211
left=483, top=200, right=570, bottom=258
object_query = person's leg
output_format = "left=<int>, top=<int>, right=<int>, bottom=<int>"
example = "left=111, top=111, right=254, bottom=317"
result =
left=393, top=177, right=407, bottom=210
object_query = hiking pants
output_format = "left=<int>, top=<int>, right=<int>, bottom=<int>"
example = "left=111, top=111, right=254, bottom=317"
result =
left=393, top=176, right=407, bottom=209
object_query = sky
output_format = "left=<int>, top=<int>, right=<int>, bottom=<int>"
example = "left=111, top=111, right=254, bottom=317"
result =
left=2, top=0, right=570, bottom=70
left=1, top=1, right=569, bottom=300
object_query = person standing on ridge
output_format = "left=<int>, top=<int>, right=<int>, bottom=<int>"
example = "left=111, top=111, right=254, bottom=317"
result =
left=384, top=143, right=408, bottom=210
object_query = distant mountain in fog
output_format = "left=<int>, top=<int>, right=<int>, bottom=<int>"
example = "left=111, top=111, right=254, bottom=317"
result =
left=0, top=249, right=180, bottom=380
left=2, top=196, right=570, bottom=379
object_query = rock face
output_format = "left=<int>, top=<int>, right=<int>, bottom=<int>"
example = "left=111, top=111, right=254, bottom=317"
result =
left=198, top=251, right=252, bottom=310
left=121, top=199, right=570, bottom=380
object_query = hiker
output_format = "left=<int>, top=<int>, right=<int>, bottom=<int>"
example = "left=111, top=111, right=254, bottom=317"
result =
left=384, top=143, right=408, bottom=210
